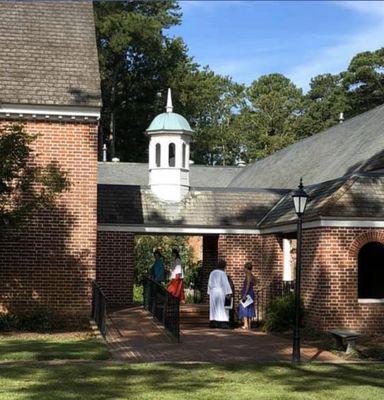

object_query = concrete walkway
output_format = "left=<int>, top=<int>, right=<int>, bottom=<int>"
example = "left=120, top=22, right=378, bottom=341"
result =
left=106, top=306, right=341, bottom=363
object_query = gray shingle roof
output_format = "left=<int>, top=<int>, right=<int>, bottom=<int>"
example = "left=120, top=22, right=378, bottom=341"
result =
left=97, top=186, right=285, bottom=228
left=98, top=162, right=243, bottom=188
left=259, top=173, right=384, bottom=228
left=229, top=104, right=384, bottom=189
left=0, top=0, right=101, bottom=107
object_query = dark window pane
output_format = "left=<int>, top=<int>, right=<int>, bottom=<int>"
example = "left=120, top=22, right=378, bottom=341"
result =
left=169, top=143, right=175, bottom=167
left=358, top=241, right=384, bottom=298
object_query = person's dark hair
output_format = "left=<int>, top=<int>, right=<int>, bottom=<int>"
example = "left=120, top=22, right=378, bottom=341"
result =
left=217, top=259, right=227, bottom=270
left=244, top=261, right=253, bottom=271
left=153, top=249, right=161, bottom=257
left=172, top=248, right=180, bottom=259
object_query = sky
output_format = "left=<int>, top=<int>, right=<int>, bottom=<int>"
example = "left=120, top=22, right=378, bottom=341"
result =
left=169, top=1, right=384, bottom=91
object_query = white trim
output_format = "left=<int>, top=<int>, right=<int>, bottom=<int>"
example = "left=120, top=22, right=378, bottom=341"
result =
left=97, top=224, right=261, bottom=235
left=358, top=299, right=384, bottom=304
left=0, top=104, right=100, bottom=122
left=261, top=219, right=384, bottom=234
left=97, top=219, right=384, bottom=235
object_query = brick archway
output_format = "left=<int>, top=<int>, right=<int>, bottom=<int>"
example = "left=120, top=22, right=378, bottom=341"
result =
left=349, top=231, right=384, bottom=258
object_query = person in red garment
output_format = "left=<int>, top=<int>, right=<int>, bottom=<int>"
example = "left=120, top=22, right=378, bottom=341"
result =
left=167, top=248, right=185, bottom=301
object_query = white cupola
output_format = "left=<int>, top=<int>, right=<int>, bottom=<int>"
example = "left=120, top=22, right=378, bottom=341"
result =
left=145, top=89, right=193, bottom=202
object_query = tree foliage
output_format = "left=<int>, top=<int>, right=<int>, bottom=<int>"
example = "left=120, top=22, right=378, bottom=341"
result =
left=134, top=235, right=194, bottom=284
left=0, top=124, right=68, bottom=235
left=95, top=2, right=384, bottom=166
left=344, top=48, right=384, bottom=116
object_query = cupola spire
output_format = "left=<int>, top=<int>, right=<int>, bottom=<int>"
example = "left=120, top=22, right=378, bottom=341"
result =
left=166, top=88, right=173, bottom=113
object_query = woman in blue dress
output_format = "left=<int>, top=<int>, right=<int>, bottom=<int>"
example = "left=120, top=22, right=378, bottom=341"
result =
left=239, top=261, right=256, bottom=330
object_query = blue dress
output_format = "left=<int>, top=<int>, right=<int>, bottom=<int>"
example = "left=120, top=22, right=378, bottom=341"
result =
left=238, top=274, right=256, bottom=319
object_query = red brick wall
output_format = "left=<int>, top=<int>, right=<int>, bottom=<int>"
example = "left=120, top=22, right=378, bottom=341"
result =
left=0, top=120, right=98, bottom=323
left=216, top=234, right=284, bottom=313
left=302, top=227, right=384, bottom=334
left=96, top=231, right=134, bottom=306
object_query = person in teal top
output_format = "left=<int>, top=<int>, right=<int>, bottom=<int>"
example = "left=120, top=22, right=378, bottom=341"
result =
left=151, top=249, right=165, bottom=282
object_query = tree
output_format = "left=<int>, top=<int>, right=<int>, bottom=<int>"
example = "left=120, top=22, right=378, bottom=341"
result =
left=239, top=74, right=305, bottom=161
left=94, top=0, right=186, bottom=161
left=172, top=68, right=246, bottom=165
left=0, top=124, right=68, bottom=235
left=344, top=48, right=384, bottom=116
left=300, top=73, right=349, bottom=137
left=134, top=235, right=194, bottom=284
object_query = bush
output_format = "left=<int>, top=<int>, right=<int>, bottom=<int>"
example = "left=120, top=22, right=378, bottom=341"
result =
left=133, top=284, right=144, bottom=303
left=134, top=235, right=194, bottom=284
left=0, top=313, right=52, bottom=333
left=263, top=293, right=304, bottom=333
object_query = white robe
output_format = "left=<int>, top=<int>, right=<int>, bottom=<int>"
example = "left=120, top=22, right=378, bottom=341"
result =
left=208, top=269, right=232, bottom=322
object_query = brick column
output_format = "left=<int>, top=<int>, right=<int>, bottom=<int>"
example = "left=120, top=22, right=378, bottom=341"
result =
left=96, top=231, right=134, bottom=307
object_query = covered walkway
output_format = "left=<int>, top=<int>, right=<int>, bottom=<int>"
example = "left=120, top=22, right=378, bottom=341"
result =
left=105, top=306, right=341, bottom=363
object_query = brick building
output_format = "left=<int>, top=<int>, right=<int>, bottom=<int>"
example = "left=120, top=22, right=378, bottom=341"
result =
left=1, top=1, right=384, bottom=334
left=0, top=1, right=100, bottom=325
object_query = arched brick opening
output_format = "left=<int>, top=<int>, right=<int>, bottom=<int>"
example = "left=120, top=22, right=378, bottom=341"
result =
left=358, top=241, right=384, bottom=299
left=349, top=231, right=384, bottom=259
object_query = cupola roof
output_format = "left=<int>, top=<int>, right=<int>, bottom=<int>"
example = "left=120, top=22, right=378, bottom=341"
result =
left=146, top=88, right=193, bottom=133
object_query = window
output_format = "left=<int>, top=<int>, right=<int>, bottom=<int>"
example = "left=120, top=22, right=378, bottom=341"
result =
left=358, top=242, right=384, bottom=299
left=155, top=143, right=161, bottom=167
left=169, top=143, right=175, bottom=167
left=182, top=143, right=186, bottom=168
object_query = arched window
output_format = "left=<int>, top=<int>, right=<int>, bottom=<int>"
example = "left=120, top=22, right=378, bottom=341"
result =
left=155, top=143, right=161, bottom=167
left=182, top=143, right=186, bottom=168
left=169, top=143, right=175, bottom=167
left=358, top=241, right=384, bottom=298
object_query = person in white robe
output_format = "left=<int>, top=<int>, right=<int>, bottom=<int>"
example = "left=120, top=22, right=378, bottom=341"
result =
left=208, top=259, right=232, bottom=328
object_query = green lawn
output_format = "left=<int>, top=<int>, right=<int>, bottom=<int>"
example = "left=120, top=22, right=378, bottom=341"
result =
left=0, top=333, right=109, bottom=361
left=0, top=363, right=383, bottom=399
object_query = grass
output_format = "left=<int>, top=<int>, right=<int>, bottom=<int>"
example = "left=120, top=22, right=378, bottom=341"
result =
left=0, top=332, right=109, bottom=361
left=0, top=362, right=383, bottom=399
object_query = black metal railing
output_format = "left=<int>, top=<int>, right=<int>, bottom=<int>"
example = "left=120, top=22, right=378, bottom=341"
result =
left=143, top=277, right=180, bottom=342
left=255, top=280, right=295, bottom=324
left=91, top=281, right=107, bottom=338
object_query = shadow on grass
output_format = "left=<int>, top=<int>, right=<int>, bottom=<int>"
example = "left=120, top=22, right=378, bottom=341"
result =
left=0, top=363, right=384, bottom=399
left=0, top=338, right=109, bottom=361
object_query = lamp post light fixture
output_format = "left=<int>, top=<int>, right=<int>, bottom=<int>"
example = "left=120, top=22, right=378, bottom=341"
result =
left=292, top=178, right=309, bottom=363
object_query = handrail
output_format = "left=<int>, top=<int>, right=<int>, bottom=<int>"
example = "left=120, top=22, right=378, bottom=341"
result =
left=255, top=280, right=295, bottom=323
left=143, top=277, right=180, bottom=342
left=91, top=281, right=107, bottom=338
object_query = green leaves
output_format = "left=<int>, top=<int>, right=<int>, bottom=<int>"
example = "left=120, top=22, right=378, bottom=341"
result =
left=0, top=124, right=68, bottom=234
left=95, top=3, right=384, bottom=167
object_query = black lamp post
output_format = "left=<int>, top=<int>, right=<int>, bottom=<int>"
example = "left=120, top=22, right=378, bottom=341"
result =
left=292, top=178, right=309, bottom=363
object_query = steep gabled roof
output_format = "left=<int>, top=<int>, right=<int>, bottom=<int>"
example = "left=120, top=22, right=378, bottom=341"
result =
left=259, top=173, right=384, bottom=228
left=0, top=0, right=101, bottom=107
left=229, top=104, right=384, bottom=189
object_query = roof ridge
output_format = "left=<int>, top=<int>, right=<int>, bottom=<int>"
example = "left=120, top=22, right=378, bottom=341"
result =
left=257, top=192, right=291, bottom=227
left=318, top=175, right=360, bottom=216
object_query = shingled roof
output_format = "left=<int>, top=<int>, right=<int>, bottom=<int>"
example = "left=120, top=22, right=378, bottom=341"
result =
left=0, top=0, right=101, bottom=107
left=98, top=185, right=285, bottom=228
left=229, top=104, right=384, bottom=189
left=98, top=162, right=243, bottom=188
left=259, top=173, right=384, bottom=228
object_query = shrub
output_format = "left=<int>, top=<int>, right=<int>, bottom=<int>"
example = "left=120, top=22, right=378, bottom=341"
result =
left=0, top=313, right=52, bottom=333
left=263, top=293, right=304, bottom=333
left=133, top=284, right=144, bottom=303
